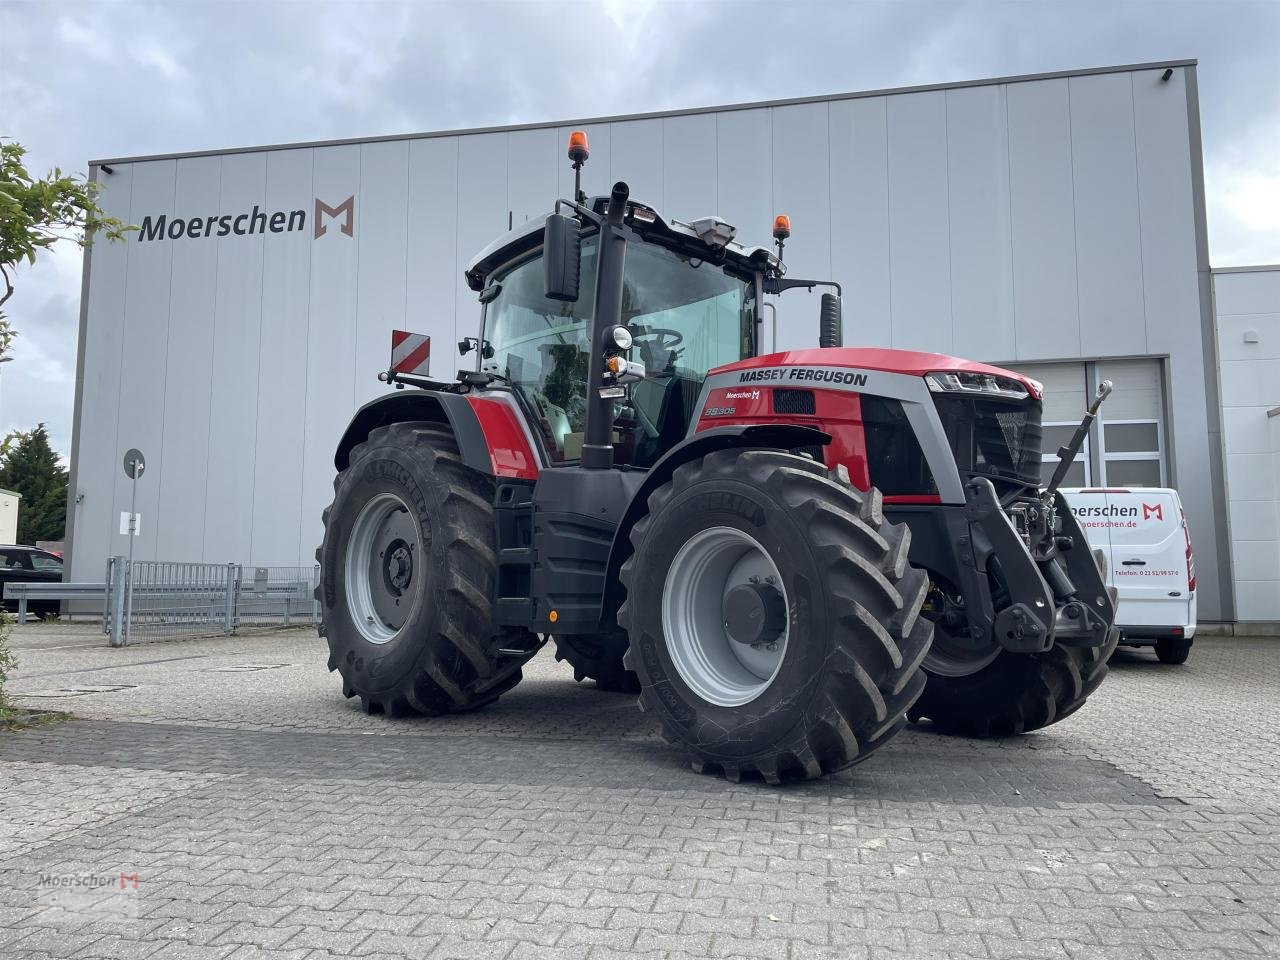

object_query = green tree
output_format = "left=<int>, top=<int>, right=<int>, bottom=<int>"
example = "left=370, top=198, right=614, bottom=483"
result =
left=0, top=138, right=133, bottom=358
left=0, top=425, right=68, bottom=544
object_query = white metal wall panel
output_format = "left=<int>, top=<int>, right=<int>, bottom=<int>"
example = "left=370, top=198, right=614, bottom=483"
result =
left=1215, top=269, right=1280, bottom=317
left=945, top=85, right=1015, bottom=361
left=661, top=114, right=716, bottom=221
left=405, top=137, right=459, bottom=371
left=68, top=163, right=134, bottom=581
left=454, top=134, right=508, bottom=347
left=154, top=155, right=221, bottom=561
left=250, top=149, right=314, bottom=565
left=1131, top=67, right=1226, bottom=617
left=110, top=160, right=177, bottom=565
left=770, top=102, right=830, bottom=351
left=1215, top=268, right=1280, bottom=621
left=828, top=97, right=891, bottom=349
left=714, top=109, right=772, bottom=272
left=353, top=141, right=410, bottom=408
left=1006, top=79, right=1081, bottom=360
left=1069, top=73, right=1147, bottom=358
left=886, top=91, right=952, bottom=354
left=609, top=119, right=664, bottom=208
left=507, top=127, right=559, bottom=229
left=298, top=145, right=361, bottom=565
left=714, top=108, right=775, bottom=346
left=203, top=152, right=267, bottom=564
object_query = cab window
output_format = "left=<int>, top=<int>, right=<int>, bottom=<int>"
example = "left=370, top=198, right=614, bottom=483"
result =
left=483, top=237, right=755, bottom=464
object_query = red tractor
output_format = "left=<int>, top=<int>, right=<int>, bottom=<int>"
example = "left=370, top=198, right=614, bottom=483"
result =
left=317, top=133, right=1118, bottom=783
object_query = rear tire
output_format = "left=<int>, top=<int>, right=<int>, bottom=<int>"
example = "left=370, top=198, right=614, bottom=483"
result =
left=618, top=449, right=932, bottom=784
left=910, top=626, right=1120, bottom=736
left=317, top=422, right=539, bottom=716
left=1154, top=637, right=1192, bottom=664
left=553, top=630, right=640, bottom=692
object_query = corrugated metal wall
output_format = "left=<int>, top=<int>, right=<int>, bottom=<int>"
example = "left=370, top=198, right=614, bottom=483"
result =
left=70, top=63, right=1228, bottom=616
left=1215, top=267, right=1280, bottom=621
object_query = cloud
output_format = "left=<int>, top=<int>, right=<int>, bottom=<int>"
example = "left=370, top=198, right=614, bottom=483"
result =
left=2, top=0, right=1278, bottom=458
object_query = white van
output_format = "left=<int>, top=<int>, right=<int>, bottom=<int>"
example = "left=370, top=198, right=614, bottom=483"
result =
left=1061, top=488, right=1197, bottom=664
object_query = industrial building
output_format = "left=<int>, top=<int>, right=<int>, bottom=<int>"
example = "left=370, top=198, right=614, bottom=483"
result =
left=69, top=58, right=1262, bottom=624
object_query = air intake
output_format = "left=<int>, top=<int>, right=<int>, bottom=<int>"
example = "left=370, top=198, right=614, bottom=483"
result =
left=773, top=389, right=816, bottom=415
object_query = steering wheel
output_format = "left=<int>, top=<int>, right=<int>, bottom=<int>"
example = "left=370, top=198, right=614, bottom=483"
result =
left=633, top=327, right=684, bottom=350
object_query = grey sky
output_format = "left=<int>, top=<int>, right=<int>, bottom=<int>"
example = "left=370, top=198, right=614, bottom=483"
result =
left=2, top=0, right=1278, bottom=458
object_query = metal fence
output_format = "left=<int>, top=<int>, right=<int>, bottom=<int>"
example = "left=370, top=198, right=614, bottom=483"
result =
left=102, top=558, right=320, bottom=644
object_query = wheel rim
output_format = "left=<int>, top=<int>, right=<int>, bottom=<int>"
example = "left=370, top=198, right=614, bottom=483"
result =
left=922, top=626, right=1002, bottom=677
left=661, top=526, right=788, bottom=707
left=345, top=493, right=422, bottom=644
left=921, top=579, right=1002, bottom=677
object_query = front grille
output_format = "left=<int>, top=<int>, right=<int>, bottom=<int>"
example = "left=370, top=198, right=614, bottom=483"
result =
left=933, top=394, right=1044, bottom=487
left=773, top=388, right=816, bottom=415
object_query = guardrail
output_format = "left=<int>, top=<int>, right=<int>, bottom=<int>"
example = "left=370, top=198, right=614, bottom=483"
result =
left=3, top=558, right=320, bottom=646
left=3, top=582, right=107, bottom=621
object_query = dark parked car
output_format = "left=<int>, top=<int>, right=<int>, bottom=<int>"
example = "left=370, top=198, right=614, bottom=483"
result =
left=0, top=545, right=64, bottom=618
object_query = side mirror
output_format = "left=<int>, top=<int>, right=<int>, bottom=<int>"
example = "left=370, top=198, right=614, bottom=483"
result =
left=543, top=213, right=581, bottom=302
left=819, top=293, right=843, bottom=349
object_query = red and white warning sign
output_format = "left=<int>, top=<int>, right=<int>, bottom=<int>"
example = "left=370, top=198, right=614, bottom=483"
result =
left=390, top=330, right=431, bottom=376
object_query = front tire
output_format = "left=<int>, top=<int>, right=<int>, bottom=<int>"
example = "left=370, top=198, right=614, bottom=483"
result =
left=618, top=449, right=932, bottom=784
left=317, top=422, right=538, bottom=716
left=910, top=620, right=1120, bottom=736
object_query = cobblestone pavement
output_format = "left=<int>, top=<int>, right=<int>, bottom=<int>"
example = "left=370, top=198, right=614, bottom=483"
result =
left=2, top=623, right=1277, bottom=959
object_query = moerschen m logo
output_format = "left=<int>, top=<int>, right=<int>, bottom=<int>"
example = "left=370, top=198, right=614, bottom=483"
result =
left=135, top=196, right=356, bottom=242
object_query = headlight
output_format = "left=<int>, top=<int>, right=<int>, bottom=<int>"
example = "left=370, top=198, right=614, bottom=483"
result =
left=609, top=325, right=634, bottom=350
left=925, top=371, right=1030, bottom=399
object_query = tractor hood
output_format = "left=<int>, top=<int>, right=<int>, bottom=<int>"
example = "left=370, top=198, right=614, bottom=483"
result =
left=712, top=347, right=1043, bottom=399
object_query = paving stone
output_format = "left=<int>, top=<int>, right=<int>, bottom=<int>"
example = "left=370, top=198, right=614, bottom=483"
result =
left=1, top=626, right=1277, bottom=959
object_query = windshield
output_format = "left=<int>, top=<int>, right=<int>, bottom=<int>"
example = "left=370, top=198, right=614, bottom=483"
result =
left=483, top=235, right=755, bottom=462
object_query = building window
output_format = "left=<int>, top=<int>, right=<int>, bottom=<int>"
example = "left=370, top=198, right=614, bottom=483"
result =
left=1101, top=419, right=1164, bottom=487
left=1040, top=422, right=1090, bottom=487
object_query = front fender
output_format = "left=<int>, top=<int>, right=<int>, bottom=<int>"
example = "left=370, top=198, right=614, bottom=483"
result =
left=334, top=390, right=492, bottom=474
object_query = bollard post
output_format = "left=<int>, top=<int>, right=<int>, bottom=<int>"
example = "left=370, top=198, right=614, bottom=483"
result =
left=17, top=592, right=27, bottom=622
left=108, top=556, right=127, bottom=647
left=224, top=563, right=238, bottom=634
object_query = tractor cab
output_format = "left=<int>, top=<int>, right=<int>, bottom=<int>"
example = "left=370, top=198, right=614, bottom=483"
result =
left=464, top=195, right=773, bottom=469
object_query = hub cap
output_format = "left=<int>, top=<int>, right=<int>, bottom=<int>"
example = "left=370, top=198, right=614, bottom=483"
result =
left=345, top=493, right=422, bottom=644
left=661, top=527, right=789, bottom=707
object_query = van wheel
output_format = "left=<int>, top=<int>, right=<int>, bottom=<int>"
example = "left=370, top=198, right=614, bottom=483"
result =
left=1154, top=637, right=1192, bottom=665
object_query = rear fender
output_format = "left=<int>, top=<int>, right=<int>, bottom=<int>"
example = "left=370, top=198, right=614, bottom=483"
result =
left=601, top=424, right=832, bottom=620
